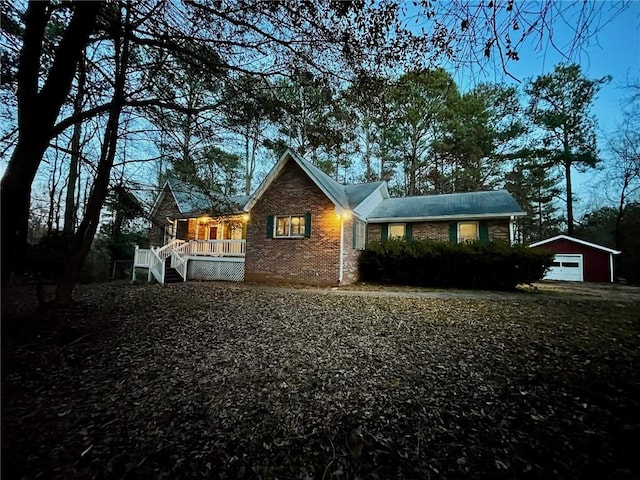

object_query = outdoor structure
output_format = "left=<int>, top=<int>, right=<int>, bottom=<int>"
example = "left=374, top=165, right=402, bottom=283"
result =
left=133, top=178, right=250, bottom=283
left=134, top=149, right=527, bottom=285
left=529, top=235, right=621, bottom=283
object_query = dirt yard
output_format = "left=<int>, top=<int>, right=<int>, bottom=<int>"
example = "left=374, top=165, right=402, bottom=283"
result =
left=2, top=282, right=639, bottom=479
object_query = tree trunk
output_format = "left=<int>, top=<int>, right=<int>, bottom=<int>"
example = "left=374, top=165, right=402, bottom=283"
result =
left=55, top=4, right=129, bottom=305
left=614, top=174, right=630, bottom=250
left=64, top=47, right=87, bottom=235
left=1, top=2, right=100, bottom=280
left=565, top=159, right=574, bottom=236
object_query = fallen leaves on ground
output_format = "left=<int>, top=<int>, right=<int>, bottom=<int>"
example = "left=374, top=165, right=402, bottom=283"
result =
left=2, top=282, right=639, bottom=479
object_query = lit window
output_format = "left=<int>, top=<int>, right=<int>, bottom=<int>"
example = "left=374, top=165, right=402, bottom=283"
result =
left=354, top=219, right=366, bottom=250
left=389, top=223, right=406, bottom=239
left=275, top=215, right=306, bottom=238
left=458, top=222, right=479, bottom=243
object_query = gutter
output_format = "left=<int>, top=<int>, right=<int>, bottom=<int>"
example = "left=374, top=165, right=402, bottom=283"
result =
left=339, top=216, right=344, bottom=283
left=367, top=212, right=527, bottom=223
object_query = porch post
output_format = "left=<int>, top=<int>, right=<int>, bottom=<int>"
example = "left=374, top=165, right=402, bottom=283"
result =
left=132, top=245, right=138, bottom=282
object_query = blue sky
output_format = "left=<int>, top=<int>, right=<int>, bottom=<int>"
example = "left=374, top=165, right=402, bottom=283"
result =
left=447, top=1, right=640, bottom=212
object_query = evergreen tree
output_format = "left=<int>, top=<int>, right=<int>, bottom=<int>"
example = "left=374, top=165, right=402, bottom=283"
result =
left=505, top=160, right=563, bottom=242
left=526, top=64, right=610, bottom=235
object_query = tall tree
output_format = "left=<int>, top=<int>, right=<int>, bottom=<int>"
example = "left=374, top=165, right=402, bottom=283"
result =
left=525, top=64, right=610, bottom=235
left=601, top=82, right=640, bottom=249
left=63, top=46, right=86, bottom=235
left=505, top=160, right=563, bottom=242
left=344, top=74, right=389, bottom=182
left=435, top=83, right=526, bottom=193
left=56, top=1, right=132, bottom=304
left=223, top=74, right=277, bottom=194
left=386, top=68, right=457, bottom=196
left=1, top=1, right=101, bottom=280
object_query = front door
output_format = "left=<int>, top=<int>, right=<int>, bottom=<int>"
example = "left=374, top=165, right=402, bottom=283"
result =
left=176, top=220, right=189, bottom=240
left=208, top=226, right=218, bottom=240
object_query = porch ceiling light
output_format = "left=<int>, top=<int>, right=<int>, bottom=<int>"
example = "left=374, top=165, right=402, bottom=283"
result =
left=242, top=213, right=250, bottom=222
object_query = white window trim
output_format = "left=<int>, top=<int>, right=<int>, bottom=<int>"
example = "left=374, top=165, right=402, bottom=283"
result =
left=274, top=214, right=306, bottom=238
left=354, top=219, right=367, bottom=250
left=457, top=221, right=479, bottom=243
left=388, top=223, right=406, bottom=239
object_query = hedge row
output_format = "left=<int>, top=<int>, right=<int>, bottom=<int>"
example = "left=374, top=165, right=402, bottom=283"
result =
left=358, top=239, right=554, bottom=290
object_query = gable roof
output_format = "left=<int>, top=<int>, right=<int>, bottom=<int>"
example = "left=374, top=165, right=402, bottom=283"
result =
left=245, top=149, right=385, bottom=214
left=344, top=181, right=386, bottom=209
left=367, top=190, right=526, bottom=222
left=246, top=150, right=526, bottom=221
left=150, top=177, right=249, bottom=218
left=529, top=235, right=621, bottom=254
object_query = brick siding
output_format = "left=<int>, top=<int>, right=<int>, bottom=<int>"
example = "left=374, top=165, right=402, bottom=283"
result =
left=366, top=219, right=511, bottom=243
left=411, top=221, right=450, bottom=242
left=149, top=187, right=180, bottom=247
left=245, top=159, right=355, bottom=285
left=341, top=218, right=360, bottom=284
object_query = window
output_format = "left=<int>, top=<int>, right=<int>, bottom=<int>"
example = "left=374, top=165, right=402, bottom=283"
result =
left=388, top=223, right=406, bottom=239
left=275, top=215, right=306, bottom=238
left=458, top=222, right=479, bottom=243
left=354, top=219, right=366, bottom=250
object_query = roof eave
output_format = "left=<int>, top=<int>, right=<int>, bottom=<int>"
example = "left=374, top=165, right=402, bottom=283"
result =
left=244, top=149, right=345, bottom=212
left=367, top=212, right=526, bottom=223
left=352, top=182, right=387, bottom=215
left=149, top=181, right=176, bottom=219
left=529, top=234, right=622, bottom=254
left=291, top=151, right=347, bottom=209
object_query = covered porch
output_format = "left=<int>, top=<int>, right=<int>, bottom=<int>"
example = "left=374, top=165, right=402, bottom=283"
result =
left=141, top=212, right=249, bottom=284
left=158, top=213, right=248, bottom=247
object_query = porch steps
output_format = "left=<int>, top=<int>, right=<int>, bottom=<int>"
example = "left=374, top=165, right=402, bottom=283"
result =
left=164, top=258, right=184, bottom=283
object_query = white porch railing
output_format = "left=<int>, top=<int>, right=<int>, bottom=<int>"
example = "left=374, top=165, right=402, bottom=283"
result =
left=133, top=246, right=152, bottom=268
left=188, top=239, right=245, bottom=256
left=148, top=247, right=165, bottom=284
left=170, top=250, right=188, bottom=281
left=132, top=239, right=246, bottom=283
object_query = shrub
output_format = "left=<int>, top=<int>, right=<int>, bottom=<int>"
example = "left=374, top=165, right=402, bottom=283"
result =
left=359, top=239, right=554, bottom=290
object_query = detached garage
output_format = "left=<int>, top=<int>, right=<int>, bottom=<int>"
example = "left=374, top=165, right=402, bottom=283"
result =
left=529, top=235, right=621, bottom=283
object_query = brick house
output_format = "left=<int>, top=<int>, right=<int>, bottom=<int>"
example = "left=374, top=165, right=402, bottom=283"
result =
left=136, top=149, right=526, bottom=285
left=148, top=178, right=249, bottom=247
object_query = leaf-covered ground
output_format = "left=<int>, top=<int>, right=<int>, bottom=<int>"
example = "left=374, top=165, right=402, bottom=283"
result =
left=2, top=282, right=640, bottom=479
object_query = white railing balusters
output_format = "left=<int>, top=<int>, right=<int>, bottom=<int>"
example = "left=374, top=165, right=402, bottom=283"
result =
left=148, top=247, right=165, bottom=284
left=132, top=239, right=245, bottom=284
left=170, top=250, right=188, bottom=281
left=187, top=239, right=245, bottom=256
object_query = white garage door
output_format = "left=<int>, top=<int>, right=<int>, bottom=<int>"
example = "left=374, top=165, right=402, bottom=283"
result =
left=544, top=254, right=584, bottom=281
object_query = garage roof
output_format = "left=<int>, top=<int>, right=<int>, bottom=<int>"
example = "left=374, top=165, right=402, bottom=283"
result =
left=529, top=235, right=621, bottom=254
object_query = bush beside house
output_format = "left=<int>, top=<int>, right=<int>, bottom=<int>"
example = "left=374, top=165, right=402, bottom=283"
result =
left=359, top=239, right=554, bottom=290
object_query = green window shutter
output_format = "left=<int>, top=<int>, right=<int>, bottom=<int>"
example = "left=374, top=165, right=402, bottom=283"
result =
left=479, top=221, right=489, bottom=243
left=405, top=223, right=413, bottom=240
left=381, top=224, right=388, bottom=241
left=266, top=215, right=274, bottom=238
left=304, top=212, right=312, bottom=238
left=449, top=222, right=457, bottom=244
left=242, top=221, right=247, bottom=239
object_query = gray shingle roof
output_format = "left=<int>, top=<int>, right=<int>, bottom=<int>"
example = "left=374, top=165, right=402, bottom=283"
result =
left=368, top=190, right=526, bottom=221
left=344, top=181, right=386, bottom=209
left=289, top=151, right=385, bottom=211
left=167, top=178, right=248, bottom=216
